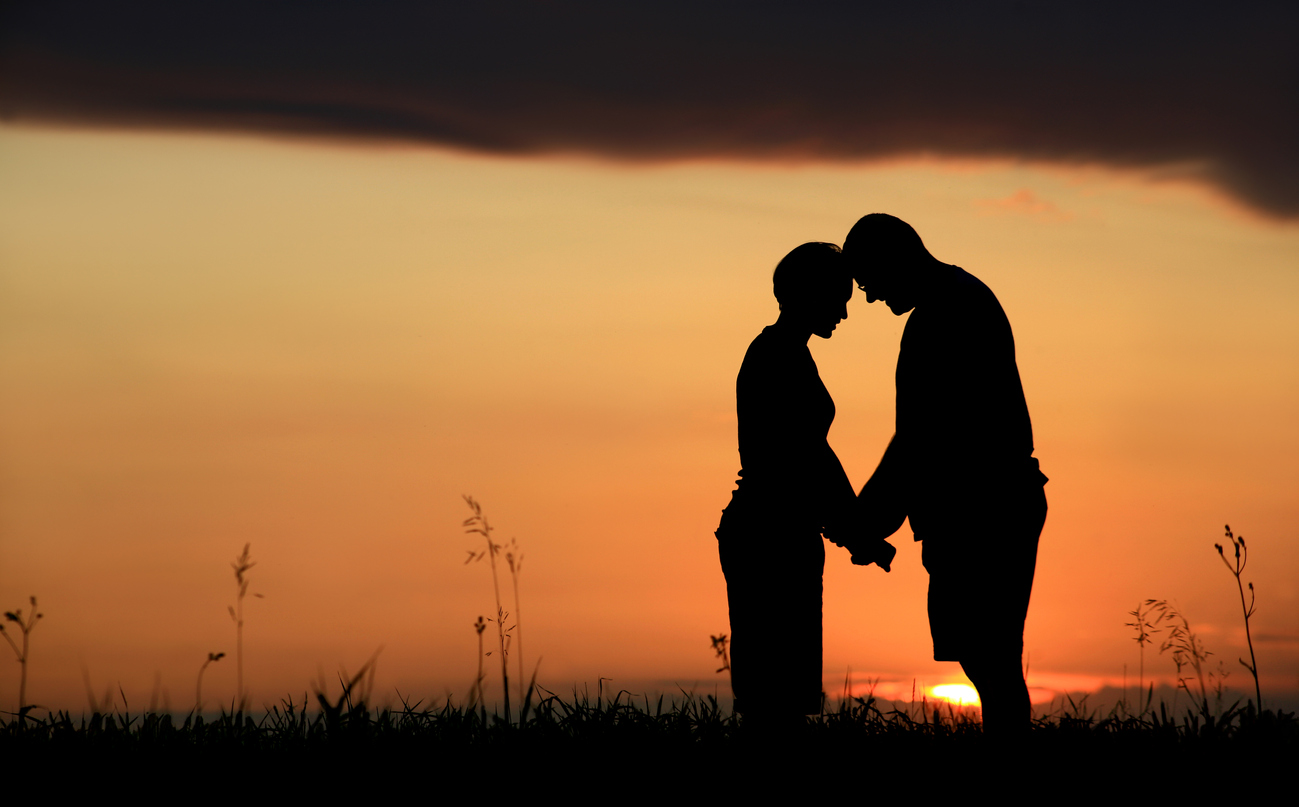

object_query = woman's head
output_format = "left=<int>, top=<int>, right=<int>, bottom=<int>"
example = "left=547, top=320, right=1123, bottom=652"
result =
left=772, top=242, right=853, bottom=338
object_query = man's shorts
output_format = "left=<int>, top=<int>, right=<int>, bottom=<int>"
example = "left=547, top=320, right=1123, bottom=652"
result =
left=920, top=485, right=1047, bottom=662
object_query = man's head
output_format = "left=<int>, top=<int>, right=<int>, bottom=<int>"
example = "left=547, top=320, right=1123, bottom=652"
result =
left=842, top=213, right=934, bottom=316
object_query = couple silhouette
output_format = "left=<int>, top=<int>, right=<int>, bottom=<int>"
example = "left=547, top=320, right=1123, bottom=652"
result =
left=716, top=214, right=1048, bottom=736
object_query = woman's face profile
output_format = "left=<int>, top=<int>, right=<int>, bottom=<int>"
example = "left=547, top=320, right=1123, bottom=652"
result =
left=812, top=282, right=852, bottom=339
left=791, top=277, right=853, bottom=339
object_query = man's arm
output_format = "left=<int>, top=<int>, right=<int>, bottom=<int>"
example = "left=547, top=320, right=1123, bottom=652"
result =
left=857, top=434, right=910, bottom=540
left=828, top=435, right=909, bottom=571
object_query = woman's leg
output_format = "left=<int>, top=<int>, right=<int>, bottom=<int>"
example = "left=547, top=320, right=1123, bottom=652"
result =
left=719, top=527, right=824, bottom=721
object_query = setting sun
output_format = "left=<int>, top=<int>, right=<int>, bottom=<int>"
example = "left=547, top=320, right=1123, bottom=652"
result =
left=929, top=685, right=981, bottom=707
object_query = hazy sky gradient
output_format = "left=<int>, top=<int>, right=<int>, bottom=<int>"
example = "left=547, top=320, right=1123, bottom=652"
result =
left=1, top=124, right=1296, bottom=712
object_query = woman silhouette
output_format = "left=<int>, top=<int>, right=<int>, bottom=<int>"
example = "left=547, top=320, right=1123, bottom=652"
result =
left=715, top=242, right=860, bottom=724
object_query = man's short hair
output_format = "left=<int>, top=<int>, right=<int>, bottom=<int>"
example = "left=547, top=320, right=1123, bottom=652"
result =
left=772, top=242, right=847, bottom=308
left=843, top=214, right=932, bottom=264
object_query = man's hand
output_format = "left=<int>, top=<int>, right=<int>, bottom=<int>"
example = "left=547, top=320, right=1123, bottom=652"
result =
left=849, top=539, right=896, bottom=572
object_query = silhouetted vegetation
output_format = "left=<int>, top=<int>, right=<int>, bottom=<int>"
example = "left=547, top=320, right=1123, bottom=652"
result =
left=0, top=597, right=41, bottom=725
left=2, top=685, right=1295, bottom=791
left=463, top=496, right=521, bottom=722
left=195, top=652, right=225, bottom=716
left=229, top=544, right=260, bottom=711
left=3, top=520, right=1294, bottom=790
left=1217, top=524, right=1263, bottom=710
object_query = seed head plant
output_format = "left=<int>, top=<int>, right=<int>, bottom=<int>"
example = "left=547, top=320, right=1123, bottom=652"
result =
left=1148, top=600, right=1219, bottom=719
left=470, top=616, right=487, bottom=708
left=1216, top=524, right=1262, bottom=710
left=195, top=652, right=225, bottom=717
left=505, top=536, right=525, bottom=709
left=1, top=596, right=43, bottom=723
left=1125, top=601, right=1160, bottom=717
left=710, top=634, right=731, bottom=678
left=462, top=495, right=521, bottom=722
left=228, top=544, right=262, bottom=712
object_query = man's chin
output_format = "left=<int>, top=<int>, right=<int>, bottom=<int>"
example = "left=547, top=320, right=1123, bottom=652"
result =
left=888, top=301, right=915, bottom=316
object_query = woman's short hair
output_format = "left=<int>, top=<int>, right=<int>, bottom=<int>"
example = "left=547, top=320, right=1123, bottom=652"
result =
left=772, top=242, right=849, bottom=308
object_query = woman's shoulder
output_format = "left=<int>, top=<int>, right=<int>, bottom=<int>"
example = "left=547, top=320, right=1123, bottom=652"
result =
left=743, top=326, right=809, bottom=360
left=739, top=327, right=813, bottom=384
left=742, top=326, right=800, bottom=362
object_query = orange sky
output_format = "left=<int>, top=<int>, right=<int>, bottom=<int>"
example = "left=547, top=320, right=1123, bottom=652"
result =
left=1, top=124, right=1296, bottom=714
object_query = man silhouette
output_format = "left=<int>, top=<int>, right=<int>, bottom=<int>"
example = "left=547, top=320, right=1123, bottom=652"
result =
left=843, top=213, right=1048, bottom=736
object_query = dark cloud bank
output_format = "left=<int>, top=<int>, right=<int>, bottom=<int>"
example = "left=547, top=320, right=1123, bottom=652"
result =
left=3, top=2, right=1296, bottom=217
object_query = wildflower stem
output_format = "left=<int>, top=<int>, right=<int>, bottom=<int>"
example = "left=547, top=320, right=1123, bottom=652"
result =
left=1217, top=525, right=1262, bottom=710
left=2, top=597, right=42, bottom=722
left=230, top=544, right=256, bottom=712
left=463, top=496, right=511, bottom=723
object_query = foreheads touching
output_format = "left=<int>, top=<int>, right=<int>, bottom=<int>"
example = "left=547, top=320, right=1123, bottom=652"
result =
left=842, top=213, right=933, bottom=315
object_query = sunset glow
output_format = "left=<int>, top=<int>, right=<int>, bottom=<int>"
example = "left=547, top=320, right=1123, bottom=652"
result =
left=929, top=685, right=981, bottom=707
left=0, top=123, right=1296, bottom=714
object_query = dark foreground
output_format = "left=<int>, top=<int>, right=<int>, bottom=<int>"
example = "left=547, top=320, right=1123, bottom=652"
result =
left=5, top=691, right=1295, bottom=795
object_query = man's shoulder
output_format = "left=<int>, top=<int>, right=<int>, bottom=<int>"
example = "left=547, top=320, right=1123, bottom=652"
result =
left=945, top=266, right=1000, bottom=306
left=939, top=266, right=1012, bottom=327
left=903, top=266, right=1015, bottom=352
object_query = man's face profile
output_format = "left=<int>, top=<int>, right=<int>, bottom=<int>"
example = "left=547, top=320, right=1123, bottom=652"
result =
left=854, top=262, right=916, bottom=317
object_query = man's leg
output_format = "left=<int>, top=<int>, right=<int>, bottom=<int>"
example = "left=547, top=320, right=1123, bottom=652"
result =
left=960, top=654, right=1030, bottom=737
left=969, top=482, right=1046, bottom=737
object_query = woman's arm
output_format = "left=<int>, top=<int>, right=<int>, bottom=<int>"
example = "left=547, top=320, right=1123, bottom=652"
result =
left=817, top=439, right=858, bottom=542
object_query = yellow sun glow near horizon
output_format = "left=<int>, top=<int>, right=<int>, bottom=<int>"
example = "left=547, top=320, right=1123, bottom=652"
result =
left=929, top=684, right=981, bottom=707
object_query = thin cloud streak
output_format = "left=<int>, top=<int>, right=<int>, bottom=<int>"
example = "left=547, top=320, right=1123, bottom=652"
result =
left=2, top=2, right=1297, bottom=217
left=974, top=189, right=1073, bottom=223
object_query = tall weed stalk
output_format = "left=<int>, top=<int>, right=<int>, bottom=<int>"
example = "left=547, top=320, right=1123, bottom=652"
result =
left=228, top=544, right=260, bottom=711
left=1, top=596, right=42, bottom=723
left=195, top=652, right=224, bottom=716
left=1216, top=524, right=1262, bottom=710
left=470, top=616, right=487, bottom=707
left=505, top=537, right=525, bottom=708
left=1125, top=601, right=1160, bottom=716
left=463, top=495, right=515, bottom=722
left=1149, top=600, right=1219, bottom=718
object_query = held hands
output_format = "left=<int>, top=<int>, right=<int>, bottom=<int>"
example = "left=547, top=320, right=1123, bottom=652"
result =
left=849, top=538, right=896, bottom=572
left=844, top=470, right=906, bottom=572
left=824, top=514, right=899, bottom=573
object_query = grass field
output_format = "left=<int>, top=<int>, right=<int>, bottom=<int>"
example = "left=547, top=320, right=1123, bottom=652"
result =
left=3, top=681, right=1295, bottom=795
